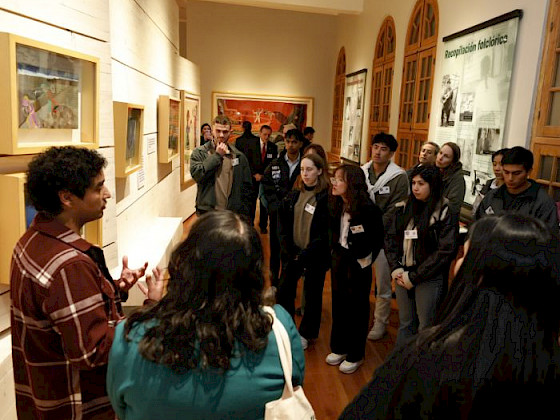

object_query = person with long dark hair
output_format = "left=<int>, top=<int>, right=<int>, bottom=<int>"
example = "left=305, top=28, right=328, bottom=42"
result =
left=340, top=214, right=560, bottom=419
left=107, top=211, right=305, bottom=419
left=386, top=164, right=459, bottom=346
left=435, top=141, right=466, bottom=216
left=277, top=152, right=331, bottom=350
left=326, top=164, right=384, bottom=374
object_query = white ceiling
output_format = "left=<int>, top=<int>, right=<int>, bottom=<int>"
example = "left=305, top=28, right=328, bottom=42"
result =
left=179, top=0, right=363, bottom=15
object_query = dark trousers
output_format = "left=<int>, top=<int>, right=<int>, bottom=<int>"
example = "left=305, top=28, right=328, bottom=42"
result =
left=268, top=210, right=280, bottom=286
left=248, top=183, right=258, bottom=226
left=330, top=246, right=372, bottom=362
left=277, top=258, right=327, bottom=340
left=253, top=181, right=268, bottom=230
left=258, top=198, right=269, bottom=230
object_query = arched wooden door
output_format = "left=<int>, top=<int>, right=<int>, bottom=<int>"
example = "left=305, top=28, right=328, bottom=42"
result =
left=396, top=0, right=438, bottom=169
left=331, top=47, right=346, bottom=156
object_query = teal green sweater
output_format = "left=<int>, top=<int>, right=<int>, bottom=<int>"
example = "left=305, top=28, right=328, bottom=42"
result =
left=107, top=305, right=305, bottom=420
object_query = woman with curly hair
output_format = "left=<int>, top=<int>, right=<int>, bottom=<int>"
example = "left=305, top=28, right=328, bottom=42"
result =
left=107, top=211, right=305, bottom=419
left=326, top=164, right=384, bottom=374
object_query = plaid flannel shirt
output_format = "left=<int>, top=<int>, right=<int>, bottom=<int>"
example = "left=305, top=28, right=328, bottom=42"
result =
left=10, top=214, right=124, bottom=420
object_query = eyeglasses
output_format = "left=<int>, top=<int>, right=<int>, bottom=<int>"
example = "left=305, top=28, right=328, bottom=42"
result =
left=330, top=177, right=345, bottom=185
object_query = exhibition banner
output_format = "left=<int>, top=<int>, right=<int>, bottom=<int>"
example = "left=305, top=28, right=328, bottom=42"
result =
left=435, top=10, right=522, bottom=204
left=341, top=69, right=367, bottom=163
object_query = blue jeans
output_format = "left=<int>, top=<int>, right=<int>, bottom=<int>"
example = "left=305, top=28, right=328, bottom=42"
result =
left=374, top=250, right=392, bottom=300
left=395, top=277, right=443, bottom=347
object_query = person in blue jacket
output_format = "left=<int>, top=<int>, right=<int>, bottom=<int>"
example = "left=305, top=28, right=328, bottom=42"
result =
left=107, top=211, right=305, bottom=420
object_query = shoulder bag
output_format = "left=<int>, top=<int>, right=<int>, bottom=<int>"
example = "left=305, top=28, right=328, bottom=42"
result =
left=263, top=306, right=316, bottom=420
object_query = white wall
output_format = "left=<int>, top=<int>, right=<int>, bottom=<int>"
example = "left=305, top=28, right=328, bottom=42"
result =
left=185, top=0, right=338, bottom=150
left=108, top=0, right=199, bottom=273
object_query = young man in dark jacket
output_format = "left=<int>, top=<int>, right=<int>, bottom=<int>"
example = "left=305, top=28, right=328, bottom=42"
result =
left=475, top=146, right=559, bottom=234
left=262, top=129, right=304, bottom=285
left=190, top=115, right=253, bottom=219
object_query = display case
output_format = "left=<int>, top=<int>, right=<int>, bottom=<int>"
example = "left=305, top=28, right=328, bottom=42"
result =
left=157, top=95, right=181, bottom=163
left=0, top=32, right=99, bottom=155
left=113, top=102, right=144, bottom=178
left=0, top=173, right=102, bottom=284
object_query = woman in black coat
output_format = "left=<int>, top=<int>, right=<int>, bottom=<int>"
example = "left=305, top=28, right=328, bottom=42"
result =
left=385, top=165, right=459, bottom=347
left=326, top=164, right=384, bottom=374
left=277, top=153, right=331, bottom=350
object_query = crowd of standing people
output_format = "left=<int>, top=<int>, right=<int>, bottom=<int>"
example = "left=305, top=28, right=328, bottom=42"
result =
left=9, top=115, right=560, bottom=419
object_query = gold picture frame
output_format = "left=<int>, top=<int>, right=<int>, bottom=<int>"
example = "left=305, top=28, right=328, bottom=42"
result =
left=157, top=95, right=181, bottom=163
left=180, top=91, right=199, bottom=189
left=0, top=32, right=99, bottom=155
left=113, top=102, right=144, bottom=178
left=0, top=173, right=102, bottom=284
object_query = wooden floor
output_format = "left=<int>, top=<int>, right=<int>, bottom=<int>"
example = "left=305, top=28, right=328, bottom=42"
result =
left=182, top=214, right=399, bottom=419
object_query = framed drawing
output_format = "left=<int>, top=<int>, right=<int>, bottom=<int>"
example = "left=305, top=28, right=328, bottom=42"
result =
left=340, top=69, right=368, bottom=163
left=113, top=102, right=144, bottom=178
left=0, top=32, right=99, bottom=155
left=157, top=95, right=181, bottom=163
left=212, top=92, right=313, bottom=141
left=181, top=91, right=199, bottom=189
left=0, top=173, right=101, bottom=284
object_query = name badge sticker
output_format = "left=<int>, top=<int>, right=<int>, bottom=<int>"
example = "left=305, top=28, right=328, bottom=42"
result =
left=305, top=203, right=316, bottom=214
left=379, top=186, right=391, bottom=194
left=232, top=158, right=239, bottom=166
left=350, top=224, right=365, bottom=234
left=267, top=153, right=273, bottom=158
left=485, top=206, right=494, bottom=215
left=404, top=229, right=418, bottom=239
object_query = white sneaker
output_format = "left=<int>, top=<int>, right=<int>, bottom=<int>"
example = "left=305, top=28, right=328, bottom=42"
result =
left=367, top=323, right=387, bottom=341
left=339, top=359, right=364, bottom=374
left=325, top=353, right=347, bottom=365
left=300, top=336, right=308, bottom=350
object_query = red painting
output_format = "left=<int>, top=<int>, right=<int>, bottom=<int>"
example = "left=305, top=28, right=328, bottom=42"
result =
left=216, top=98, right=309, bottom=137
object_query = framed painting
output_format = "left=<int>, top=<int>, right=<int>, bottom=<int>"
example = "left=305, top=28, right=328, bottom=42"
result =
left=340, top=69, right=368, bottom=164
left=113, top=102, right=144, bottom=178
left=0, top=173, right=102, bottom=284
left=157, top=95, right=181, bottom=163
left=0, top=32, right=99, bottom=155
left=212, top=92, right=313, bottom=141
left=181, top=91, right=199, bottom=189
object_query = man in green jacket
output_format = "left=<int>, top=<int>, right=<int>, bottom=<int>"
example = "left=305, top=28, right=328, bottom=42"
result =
left=190, top=115, right=253, bottom=219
